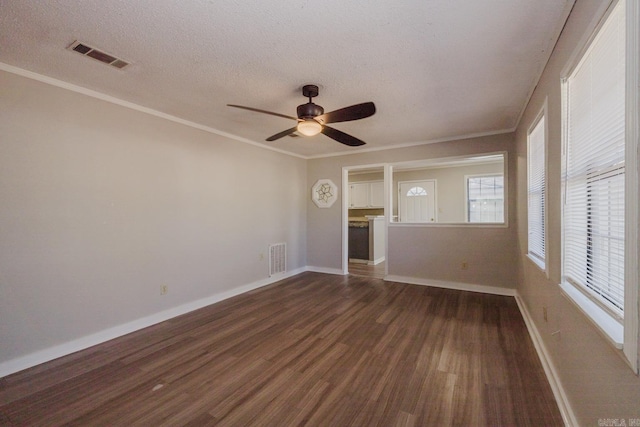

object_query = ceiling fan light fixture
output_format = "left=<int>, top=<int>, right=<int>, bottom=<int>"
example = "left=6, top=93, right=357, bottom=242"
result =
left=297, top=119, right=322, bottom=137
left=227, top=84, right=374, bottom=146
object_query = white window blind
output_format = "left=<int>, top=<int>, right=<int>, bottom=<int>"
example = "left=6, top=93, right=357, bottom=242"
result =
left=563, top=0, right=625, bottom=317
left=528, top=115, right=546, bottom=265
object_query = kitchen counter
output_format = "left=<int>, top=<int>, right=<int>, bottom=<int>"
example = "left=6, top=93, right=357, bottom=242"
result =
left=348, top=220, right=369, bottom=228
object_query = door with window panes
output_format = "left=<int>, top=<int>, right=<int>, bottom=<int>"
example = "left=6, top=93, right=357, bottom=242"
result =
left=398, top=180, right=436, bottom=222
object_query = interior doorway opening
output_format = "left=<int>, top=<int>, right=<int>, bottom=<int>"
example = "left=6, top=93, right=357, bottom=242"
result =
left=343, top=165, right=387, bottom=279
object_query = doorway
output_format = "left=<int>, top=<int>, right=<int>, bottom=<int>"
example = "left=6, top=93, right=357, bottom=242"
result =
left=343, top=165, right=387, bottom=278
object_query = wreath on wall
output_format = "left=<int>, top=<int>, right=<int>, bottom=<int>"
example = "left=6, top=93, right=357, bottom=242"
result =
left=311, top=179, right=338, bottom=208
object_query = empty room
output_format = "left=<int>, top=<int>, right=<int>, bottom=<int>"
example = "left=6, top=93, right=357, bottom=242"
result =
left=1, top=0, right=639, bottom=425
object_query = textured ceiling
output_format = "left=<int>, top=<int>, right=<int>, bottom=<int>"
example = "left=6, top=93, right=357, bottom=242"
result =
left=0, top=0, right=573, bottom=158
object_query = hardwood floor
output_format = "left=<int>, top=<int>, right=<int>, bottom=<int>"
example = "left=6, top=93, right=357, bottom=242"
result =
left=0, top=272, right=563, bottom=426
left=348, top=261, right=386, bottom=279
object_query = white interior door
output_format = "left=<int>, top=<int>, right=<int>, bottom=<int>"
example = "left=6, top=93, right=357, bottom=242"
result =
left=399, top=180, right=436, bottom=222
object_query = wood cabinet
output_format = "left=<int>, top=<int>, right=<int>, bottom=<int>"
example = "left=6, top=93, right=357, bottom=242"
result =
left=349, top=181, right=384, bottom=208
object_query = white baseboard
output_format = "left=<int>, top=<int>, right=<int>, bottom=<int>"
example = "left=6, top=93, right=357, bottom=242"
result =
left=347, top=257, right=385, bottom=266
left=368, top=256, right=385, bottom=266
left=384, top=275, right=516, bottom=297
left=305, top=266, right=346, bottom=275
left=0, top=267, right=307, bottom=378
left=515, top=293, right=577, bottom=427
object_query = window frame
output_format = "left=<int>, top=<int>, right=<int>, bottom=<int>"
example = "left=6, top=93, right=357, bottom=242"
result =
left=464, top=173, right=505, bottom=224
left=527, top=102, right=548, bottom=274
left=559, top=0, right=638, bottom=372
left=387, top=152, right=508, bottom=227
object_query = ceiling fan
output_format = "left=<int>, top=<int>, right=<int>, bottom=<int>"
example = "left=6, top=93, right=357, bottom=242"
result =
left=227, top=84, right=375, bottom=146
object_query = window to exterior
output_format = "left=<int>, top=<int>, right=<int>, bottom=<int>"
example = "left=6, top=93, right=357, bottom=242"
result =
left=527, top=111, right=546, bottom=270
left=561, top=0, right=631, bottom=351
left=407, top=186, right=427, bottom=197
left=466, top=175, right=504, bottom=223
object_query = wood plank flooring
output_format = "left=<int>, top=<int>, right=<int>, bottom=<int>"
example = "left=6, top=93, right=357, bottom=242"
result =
left=0, top=272, right=563, bottom=426
left=348, top=261, right=386, bottom=279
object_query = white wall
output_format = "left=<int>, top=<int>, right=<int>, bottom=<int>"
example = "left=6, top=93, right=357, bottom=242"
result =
left=307, top=132, right=517, bottom=290
left=0, top=70, right=307, bottom=372
left=514, top=0, right=640, bottom=424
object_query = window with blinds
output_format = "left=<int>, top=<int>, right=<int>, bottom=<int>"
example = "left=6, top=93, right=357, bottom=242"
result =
left=528, top=114, right=546, bottom=268
left=562, top=0, right=625, bottom=318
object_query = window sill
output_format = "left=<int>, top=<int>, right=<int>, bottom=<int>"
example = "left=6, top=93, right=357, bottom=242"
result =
left=526, top=253, right=546, bottom=275
left=559, top=282, right=623, bottom=349
left=388, top=222, right=508, bottom=228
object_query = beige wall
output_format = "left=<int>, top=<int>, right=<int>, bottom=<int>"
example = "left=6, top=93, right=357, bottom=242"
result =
left=514, top=0, right=640, bottom=424
left=0, top=70, right=307, bottom=368
left=307, top=132, right=518, bottom=290
left=348, top=171, right=383, bottom=182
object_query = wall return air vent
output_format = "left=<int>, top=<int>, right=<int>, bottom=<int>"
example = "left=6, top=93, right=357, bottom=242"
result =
left=269, top=243, right=286, bottom=277
left=67, top=41, right=129, bottom=69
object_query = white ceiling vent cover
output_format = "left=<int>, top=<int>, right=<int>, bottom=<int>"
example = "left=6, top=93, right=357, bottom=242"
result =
left=67, top=41, right=129, bottom=69
left=269, top=243, right=286, bottom=277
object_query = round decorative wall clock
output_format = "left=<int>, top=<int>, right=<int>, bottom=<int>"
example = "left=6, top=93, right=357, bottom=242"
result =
left=311, top=179, right=338, bottom=208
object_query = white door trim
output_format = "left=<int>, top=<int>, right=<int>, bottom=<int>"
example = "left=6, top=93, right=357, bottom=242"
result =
left=342, top=164, right=388, bottom=277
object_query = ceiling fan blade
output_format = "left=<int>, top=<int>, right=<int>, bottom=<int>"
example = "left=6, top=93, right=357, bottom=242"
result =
left=321, top=126, right=366, bottom=146
left=316, top=102, right=376, bottom=125
left=266, top=127, right=298, bottom=141
left=227, top=104, right=298, bottom=121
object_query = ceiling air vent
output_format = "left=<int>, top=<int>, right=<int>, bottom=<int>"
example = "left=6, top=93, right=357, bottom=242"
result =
left=67, top=41, right=129, bottom=69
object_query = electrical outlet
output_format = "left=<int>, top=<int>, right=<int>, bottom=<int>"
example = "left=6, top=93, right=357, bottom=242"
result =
left=161, top=285, right=168, bottom=295
left=461, top=261, right=468, bottom=270
left=259, top=253, right=265, bottom=261
left=543, top=307, right=548, bottom=322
